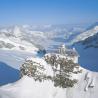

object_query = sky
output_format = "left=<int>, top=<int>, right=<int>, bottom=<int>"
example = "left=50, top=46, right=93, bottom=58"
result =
left=0, top=0, right=98, bottom=25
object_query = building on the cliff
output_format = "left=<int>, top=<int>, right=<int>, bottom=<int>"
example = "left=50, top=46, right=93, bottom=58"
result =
left=58, top=44, right=79, bottom=63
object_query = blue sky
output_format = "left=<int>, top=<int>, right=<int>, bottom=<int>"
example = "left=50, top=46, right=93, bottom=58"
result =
left=0, top=0, right=98, bottom=25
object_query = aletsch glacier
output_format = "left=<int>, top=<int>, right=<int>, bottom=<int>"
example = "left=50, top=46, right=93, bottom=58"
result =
left=0, top=23, right=98, bottom=98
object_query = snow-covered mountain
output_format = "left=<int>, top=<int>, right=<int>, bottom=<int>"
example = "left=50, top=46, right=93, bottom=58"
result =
left=72, top=22, right=98, bottom=48
left=69, top=24, right=98, bottom=45
left=0, top=26, right=38, bottom=53
left=0, top=23, right=98, bottom=98
left=80, top=32, right=98, bottom=49
left=0, top=59, right=98, bottom=98
left=0, top=24, right=86, bottom=52
left=0, top=24, right=86, bottom=84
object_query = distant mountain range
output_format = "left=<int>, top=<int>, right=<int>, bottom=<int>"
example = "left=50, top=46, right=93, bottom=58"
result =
left=0, top=24, right=86, bottom=52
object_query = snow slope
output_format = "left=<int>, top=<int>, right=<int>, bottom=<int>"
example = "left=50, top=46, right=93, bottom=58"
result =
left=0, top=50, right=36, bottom=69
left=0, top=54, right=98, bottom=98
left=0, top=69, right=98, bottom=98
